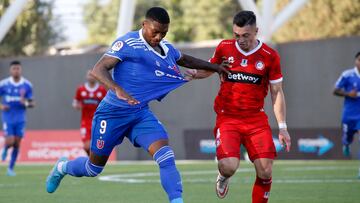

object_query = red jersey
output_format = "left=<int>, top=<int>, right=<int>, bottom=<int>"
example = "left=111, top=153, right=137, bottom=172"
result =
left=74, top=83, right=107, bottom=127
left=210, top=39, right=283, bottom=115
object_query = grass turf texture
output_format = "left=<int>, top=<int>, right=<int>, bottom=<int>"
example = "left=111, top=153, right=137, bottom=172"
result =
left=0, top=160, right=359, bottom=203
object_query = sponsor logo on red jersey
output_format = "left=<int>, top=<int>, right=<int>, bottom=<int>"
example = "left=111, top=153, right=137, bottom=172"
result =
left=226, top=71, right=262, bottom=84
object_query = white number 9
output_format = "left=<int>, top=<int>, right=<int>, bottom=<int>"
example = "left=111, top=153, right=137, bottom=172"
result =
left=100, top=120, right=107, bottom=134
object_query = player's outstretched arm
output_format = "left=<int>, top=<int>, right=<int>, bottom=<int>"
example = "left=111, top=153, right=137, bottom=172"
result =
left=183, top=69, right=214, bottom=80
left=270, top=82, right=291, bottom=152
left=333, top=88, right=358, bottom=98
left=177, top=54, right=230, bottom=76
left=183, top=56, right=232, bottom=80
left=90, top=55, right=140, bottom=105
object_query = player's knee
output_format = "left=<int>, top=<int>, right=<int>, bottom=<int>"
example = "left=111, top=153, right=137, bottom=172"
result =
left=218, top=159, right=238, bottom=177
left=219, top=165, right=237, bottom=177
left=257, top=165, right=272, bottom=179
left=85, top=160, right=104, bottom=177
left=153, top=146, right=175, bottom=167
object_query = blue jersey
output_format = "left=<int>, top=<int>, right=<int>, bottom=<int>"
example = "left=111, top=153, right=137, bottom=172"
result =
left=335, top=67, right=360, bottom=121
left=0, top=77, right=33, bottom=124
left=103, top=29, right=187, bottom=108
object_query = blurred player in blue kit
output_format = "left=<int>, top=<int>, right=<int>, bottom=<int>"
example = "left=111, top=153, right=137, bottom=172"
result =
left=0, top=61, right=35, bottom=176
left=46, top=7, right=229, bottom=202
left=334, top=51, right=360, bottom=177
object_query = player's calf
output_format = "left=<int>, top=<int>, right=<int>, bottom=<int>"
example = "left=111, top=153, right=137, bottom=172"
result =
left=253, top=159, right=273, bottom=203
left=153, top=146, right=183, bottom=203
left=252, top=176, right=272, bottom=203
left=64, top=157, right=104, bottom=177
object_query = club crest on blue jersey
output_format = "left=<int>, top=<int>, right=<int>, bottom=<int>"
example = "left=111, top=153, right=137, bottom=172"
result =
left=167, top=64, right=181, bottom=75
left=96, top=139, right=104, bottom=149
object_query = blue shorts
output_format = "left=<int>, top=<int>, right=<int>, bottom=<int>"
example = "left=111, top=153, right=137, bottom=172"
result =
left=90, top=101, right=168, bottom=156
left=2, top=122, right=26, bottom=137
left=342, top=119, right=360, bottom=145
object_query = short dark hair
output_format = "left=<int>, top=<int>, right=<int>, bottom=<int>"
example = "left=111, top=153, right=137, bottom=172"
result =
left=233, top=10, right=256, bottom=27
left=355, top=51, right=360, bottom=58
left=145, top=7, right=170, bottom=24
left=10, top=60, right=21, bottom=66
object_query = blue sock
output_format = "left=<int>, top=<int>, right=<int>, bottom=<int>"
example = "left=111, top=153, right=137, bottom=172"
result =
left=63, top=157, right=104, bottom=177
left=2, top=145, right=9, bottom=160
left=9, top=147, right=19, bottom=170
left=153, top=146, right=183, bottom=202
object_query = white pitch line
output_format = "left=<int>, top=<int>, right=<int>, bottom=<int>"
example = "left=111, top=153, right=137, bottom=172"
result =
left=283, top=166, right=356, bottom=171
left=98, top=167, right=360, bottom=184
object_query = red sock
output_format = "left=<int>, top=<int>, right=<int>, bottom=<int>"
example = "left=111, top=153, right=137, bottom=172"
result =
left=252, top=176, right=272, bottom=203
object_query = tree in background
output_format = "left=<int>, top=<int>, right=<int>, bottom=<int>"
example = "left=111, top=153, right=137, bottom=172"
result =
left=82, top=0, right=240, bottom=45
left=82, top=0, right=360, bottom=45
left=83, top=0, right=120, bottom=45
left=273, top=0, right=360, bottom=43
left=0, top=0, right=62, bottom=57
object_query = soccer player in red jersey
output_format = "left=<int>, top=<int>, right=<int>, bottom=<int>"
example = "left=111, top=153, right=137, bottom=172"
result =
left=186, top=11, right=291, bottom=202
left=73, top=71, right=107, bottom=155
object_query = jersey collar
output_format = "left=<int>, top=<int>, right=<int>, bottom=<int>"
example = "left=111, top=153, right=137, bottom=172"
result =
left=235, top=39, right=263, bottom=56
left=9, top=76, right=24, bottom=86
left=138, top=29, right=169, bottom=59
left=354, top=67, right=360, bottom=78
left=85, top=82, right=99, bottom=92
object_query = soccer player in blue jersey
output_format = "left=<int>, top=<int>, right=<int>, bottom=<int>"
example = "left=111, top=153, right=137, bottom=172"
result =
left=0, top=61, right=34, bottom=176
left=46, top=7, right=229, bottom=202
left=334, top=51, right=360, bottom=177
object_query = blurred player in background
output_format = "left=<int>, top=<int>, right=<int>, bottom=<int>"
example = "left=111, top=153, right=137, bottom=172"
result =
left=333, top=51, right=360, bottom=177
left=73, top=71, right=107, bottom=155
left=0, top=61, right=34, bottom=176
left=46, top=7, right=229, bottom=203
left=186, top=11, right=291, bottom=202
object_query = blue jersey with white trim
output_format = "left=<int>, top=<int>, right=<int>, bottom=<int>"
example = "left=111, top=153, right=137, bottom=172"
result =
left=0, top=77, right=33, bottom=124
left=335, top=67, right=360, bottom=121
left=103, top=30, right=187, bottom=108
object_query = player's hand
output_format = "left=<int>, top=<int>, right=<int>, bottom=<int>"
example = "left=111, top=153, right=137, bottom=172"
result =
left=216, top=64, right=230, bottom=75
left=72, top=102, right=82, bottom=110
left=114, top=87, right=140, bottom=105
left=0, top=104, right=10, bottom=111
left=184, top=69, right=198, bottom=81
left=347, top=88, right=358, bottom=98
left=279, top=129, right=291, bottom=152
left=221, top=56, right=232, bottom=69
left=219, top=57, right=232, bottom=82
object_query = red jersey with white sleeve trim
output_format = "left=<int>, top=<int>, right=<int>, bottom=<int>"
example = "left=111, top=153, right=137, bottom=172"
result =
left=74, top=83, right=107, bottom=127
left=210, top=39, right=283, bottom=115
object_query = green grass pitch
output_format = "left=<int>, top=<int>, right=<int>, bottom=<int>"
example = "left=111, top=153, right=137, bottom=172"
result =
left=0, top=160, right=359, bottom=203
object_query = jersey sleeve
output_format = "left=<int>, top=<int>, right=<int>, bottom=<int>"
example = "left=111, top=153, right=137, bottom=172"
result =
left=74, top=87, right=82, bottom=101
left=0, top=81, right=4, bottom=97
left=209, top=42, right=223, bottom=64
left=172, top=45, right=182, bottom=61
left=164, top=42, right=182, bottom=61
left=104, top=39, right=132, bottom=61
left=269, top=52, right=283, bottom=84
left=25, top=83, right=33, bottom=100
left=335, top=73, right=347, bottom=89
